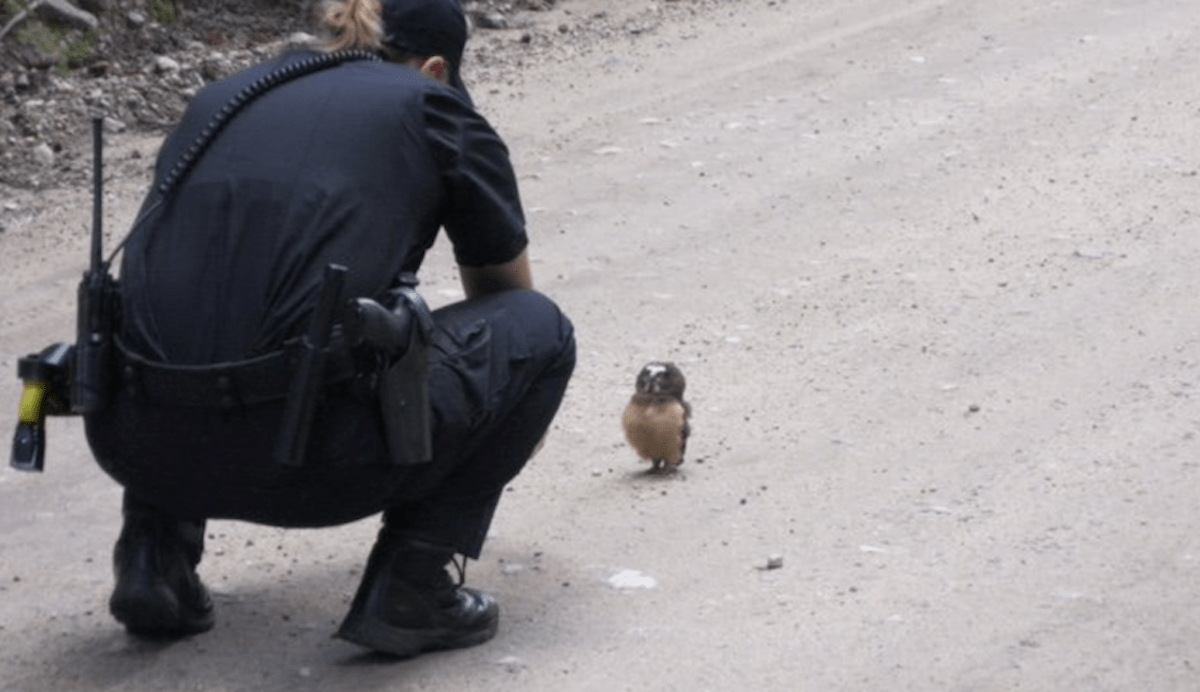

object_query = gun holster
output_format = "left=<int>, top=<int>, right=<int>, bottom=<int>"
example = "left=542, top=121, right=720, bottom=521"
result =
left=376, top=283, right=435, bottom=466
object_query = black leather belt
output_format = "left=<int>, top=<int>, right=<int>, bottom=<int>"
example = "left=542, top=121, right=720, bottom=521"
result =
left=115, top=335, right=359, bottom=408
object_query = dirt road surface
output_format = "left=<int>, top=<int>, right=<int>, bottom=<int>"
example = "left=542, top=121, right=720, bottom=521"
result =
left=3, top=0, right=1200, bottom=689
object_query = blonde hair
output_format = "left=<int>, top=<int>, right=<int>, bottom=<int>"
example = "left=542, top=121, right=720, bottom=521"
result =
left=320, top=0, right=385, bottom=52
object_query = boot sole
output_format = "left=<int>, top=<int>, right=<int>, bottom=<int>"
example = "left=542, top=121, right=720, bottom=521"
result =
left=335, top=608, right=499, bottom=658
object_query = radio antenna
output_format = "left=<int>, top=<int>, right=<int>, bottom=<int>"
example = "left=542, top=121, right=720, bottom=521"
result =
left=90, top=117, right=103, bottom=270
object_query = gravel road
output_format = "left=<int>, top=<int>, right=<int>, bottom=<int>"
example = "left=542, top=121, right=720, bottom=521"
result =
left=3, top=0, right=1200, bottom=689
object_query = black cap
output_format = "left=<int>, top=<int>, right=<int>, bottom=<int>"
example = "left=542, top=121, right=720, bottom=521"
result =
left=381, top=0, right=471, bottom=101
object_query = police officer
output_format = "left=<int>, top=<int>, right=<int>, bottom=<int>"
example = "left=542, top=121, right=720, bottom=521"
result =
left=83, top=0, right=575, bottom=658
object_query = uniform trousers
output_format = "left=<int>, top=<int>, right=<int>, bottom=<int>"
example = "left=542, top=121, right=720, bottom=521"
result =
left=85, top=289, right=575, bottom=558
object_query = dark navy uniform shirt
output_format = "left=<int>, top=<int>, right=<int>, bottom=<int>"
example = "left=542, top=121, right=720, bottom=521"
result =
left=119, top=50, right=527, bottom=365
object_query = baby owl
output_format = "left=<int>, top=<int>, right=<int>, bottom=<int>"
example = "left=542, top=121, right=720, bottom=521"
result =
left=621, top=361, right=691, bottom=473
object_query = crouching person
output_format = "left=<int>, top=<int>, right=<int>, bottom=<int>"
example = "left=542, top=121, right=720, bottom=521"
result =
left=83, top=0, right=574, bottom=658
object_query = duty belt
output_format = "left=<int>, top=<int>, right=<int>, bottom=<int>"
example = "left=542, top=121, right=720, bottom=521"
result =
left=115, top=335, right=359, bottom=409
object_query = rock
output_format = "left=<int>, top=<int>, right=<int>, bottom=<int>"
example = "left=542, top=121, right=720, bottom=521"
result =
left=475, top=12, right=509, bottom=29
left=123, top=91, right=146, bottom=110
left=153, top=55, right=181, bottom=74
left=126, top=10, right=147, bottom=28
left=75, top=0, right=109, bottom=14
left=608, top=569, right=657, bottom=590
left=285, top=32, right=318, bottom=48
left=494, top=655, right=528, bottom=673
left=102, top=116, right=126, bottom=134
left=32, top=143, right=55, bottom=167
left=34, top=0, right=99, bottom=32
left=201, top=56, right=233, bottom=82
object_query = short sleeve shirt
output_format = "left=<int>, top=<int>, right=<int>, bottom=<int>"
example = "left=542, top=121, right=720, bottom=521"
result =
left=119, top=50, right=528, bottom=364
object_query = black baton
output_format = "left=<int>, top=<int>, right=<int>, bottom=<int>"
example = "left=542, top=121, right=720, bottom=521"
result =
left=274, top=263, right=347, bottom=467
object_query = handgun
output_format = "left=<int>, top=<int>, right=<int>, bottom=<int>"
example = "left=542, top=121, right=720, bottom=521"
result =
left=343, top=286, right=433, bottom=466
left=343, top=297, right=414, bottom=357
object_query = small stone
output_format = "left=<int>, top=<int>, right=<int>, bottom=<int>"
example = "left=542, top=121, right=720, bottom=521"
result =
left=495, top=655, right=528, bottom=673
left=32, top=143, right=55, bottom=167
left=153, top=55, right=181, bottom=74
left=34, top=0, right=99, bottom=31
left=286, top=32, right=318, bottom=48
left=201, top=57, right=231, bottom=82
left=765, top=554, right=784, bottom=570
left=127, top=10, right=146, bottom=27
left=476, top=12, right=508, bottom=29
left=609, top=569, right=656, bottom=590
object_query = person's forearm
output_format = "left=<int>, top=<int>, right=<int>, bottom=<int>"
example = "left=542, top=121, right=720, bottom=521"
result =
left=458, top=249, right=533, bottom=299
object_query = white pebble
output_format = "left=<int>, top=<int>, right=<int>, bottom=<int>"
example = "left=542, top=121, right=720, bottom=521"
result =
left=609, top=570, right=656, bottom=590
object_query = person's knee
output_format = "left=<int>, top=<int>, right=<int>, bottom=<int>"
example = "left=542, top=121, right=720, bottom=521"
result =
left=512, top=289, right=574, bottom=372
left=434, top=288, right=574, bottom=377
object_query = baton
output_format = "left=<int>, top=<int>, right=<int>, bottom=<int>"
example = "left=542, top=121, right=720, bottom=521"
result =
left=274, top=263, right=347, bottom=466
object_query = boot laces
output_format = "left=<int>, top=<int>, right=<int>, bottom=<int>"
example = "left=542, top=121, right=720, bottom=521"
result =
left=449, top=554, right=467, bottom=587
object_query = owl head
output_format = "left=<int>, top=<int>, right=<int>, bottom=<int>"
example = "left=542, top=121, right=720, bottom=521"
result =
left=635, top=361, right=686, bottom=398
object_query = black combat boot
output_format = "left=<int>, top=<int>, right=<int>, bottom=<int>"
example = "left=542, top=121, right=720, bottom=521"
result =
left=335, top=531, right=499, bottom=658
left=108, top=499, right=214, bottom=637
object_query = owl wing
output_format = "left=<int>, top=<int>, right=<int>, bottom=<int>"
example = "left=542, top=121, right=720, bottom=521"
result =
left=678, top=398, right=691, bottom=463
